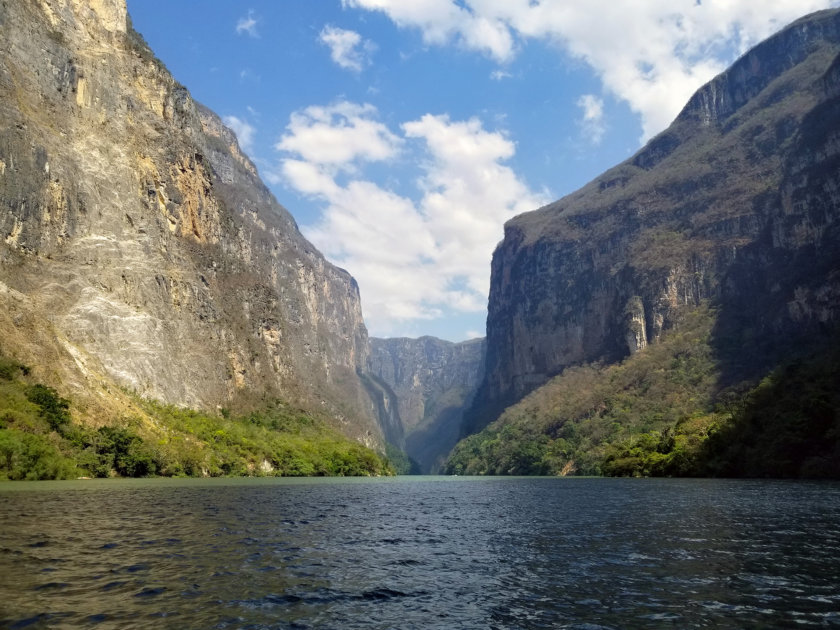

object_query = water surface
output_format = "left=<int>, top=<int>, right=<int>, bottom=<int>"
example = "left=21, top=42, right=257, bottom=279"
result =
left=1, top=477, right=839, bottom=629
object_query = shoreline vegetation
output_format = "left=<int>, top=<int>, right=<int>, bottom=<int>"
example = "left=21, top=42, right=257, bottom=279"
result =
left=444, top=307, right=840, bottom=479
left=3, top=310, right=839, bottom=482
left=0, top=353, right=394, bottom=481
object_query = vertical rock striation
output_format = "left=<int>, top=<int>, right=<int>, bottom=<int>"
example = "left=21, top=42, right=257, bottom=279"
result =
left=464, top=9, right=840, bottom=436
left=0, top=0, right=380, bottom=443
left=366, top=337, right=485, bottom=472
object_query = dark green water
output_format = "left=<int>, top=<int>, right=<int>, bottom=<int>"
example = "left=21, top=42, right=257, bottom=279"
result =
left=1, top=477, right=839, bottom=629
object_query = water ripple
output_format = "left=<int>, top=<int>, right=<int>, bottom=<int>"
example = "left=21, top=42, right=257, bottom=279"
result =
left=0, top=478, right=839, bottom=629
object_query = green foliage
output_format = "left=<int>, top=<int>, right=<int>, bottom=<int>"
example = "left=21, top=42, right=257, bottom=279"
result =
left=61, top=425, right=160, bottom=478
left=445, top=307, right=721, bottom=476
left=0, top=360, right=76, bottom=480
left=698, top=348, right=840, bottom=478
left=603, top=341, right=840, bottom=478
left=384, top=443, right=421, bottom=475
left=446, top=305, right=840, bottom=479
left=138, top=400, right=393, bottom=477
left=601, top=414, right=722, bottom=477
left=0, top=430, right=76, bottom=480
left=0, top=349, right=391, bottom=480
left=25, top=384, right=71, bottom=432
left=446, top=424, right=553, bottom=475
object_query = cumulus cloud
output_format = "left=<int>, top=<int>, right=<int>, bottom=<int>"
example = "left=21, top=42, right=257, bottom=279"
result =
left=344, top=0, right=513, bottom=59
left=344, top=0, right=839, bottom=139
left=223, top=115, right=256, bottom=154
left=275, top=102, right=401, bottom=168
left=576, top=94, right=605, bottom=145
left=274, top=101, right=547, bottom=336
left=319, top=25, right=376, bottom=72
left=235, top=10, right=259, bottom=38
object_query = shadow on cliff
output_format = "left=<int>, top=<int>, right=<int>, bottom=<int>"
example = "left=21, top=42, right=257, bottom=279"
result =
left=709, top=68, right=840, bottom=389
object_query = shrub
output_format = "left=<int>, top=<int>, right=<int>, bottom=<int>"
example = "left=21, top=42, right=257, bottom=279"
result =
left=0, top=357, right=28, bottom=381
left=93, top=426, right=158, bottom=477
left=0, top=429, right=76, bottom=480
left=25, top=385, right=71, bottom=432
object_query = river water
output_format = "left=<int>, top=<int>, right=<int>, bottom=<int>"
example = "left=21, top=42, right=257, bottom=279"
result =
left=1, top=477, right=839, bottom=629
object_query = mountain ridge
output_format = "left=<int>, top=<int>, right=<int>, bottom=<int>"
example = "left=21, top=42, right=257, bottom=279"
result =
left=451, top=8, right=840, bottom=477
left=461, top=7, right=840, bottom=440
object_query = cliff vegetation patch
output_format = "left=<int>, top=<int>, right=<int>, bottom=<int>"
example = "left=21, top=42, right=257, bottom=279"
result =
left=445, top=307, right=840, bottom=478
left=0, top=352, right=393, bottom=480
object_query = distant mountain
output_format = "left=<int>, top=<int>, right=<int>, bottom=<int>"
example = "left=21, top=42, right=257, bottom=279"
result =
left=366, top=336, right=484, bottom=473
left=452, top=9, right=840, bottom=478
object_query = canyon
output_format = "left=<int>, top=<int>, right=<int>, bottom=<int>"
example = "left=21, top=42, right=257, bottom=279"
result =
left=1, top=1, right=839, bottom=478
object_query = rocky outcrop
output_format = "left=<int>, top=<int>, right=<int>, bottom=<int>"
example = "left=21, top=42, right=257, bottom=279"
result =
left=0, top=0, right=380, bottom=443
left=367, top=337, right=485, bottom=472
left=464, top=8, right=840, bottom=435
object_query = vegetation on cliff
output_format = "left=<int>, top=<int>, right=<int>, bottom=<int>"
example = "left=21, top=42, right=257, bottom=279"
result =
left=599, top=343, right=840, bottom=479
left=0, top=353, right=393, bottom=480
left=445, top=307, right=719, bottom=476
left=697, top=345, right=840, bottom=478
left=444, top=307, right=840, bottom=479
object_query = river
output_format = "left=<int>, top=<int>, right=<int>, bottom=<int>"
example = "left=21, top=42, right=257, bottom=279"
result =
left=1, top=477, right=839, bottom=629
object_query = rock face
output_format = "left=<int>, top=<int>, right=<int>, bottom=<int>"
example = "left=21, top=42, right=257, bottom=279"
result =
left=366, top=337, right=485, bottom=472
left=464, top=9, right=840, bottom=435
left=0, top=0, right=380, bottom=443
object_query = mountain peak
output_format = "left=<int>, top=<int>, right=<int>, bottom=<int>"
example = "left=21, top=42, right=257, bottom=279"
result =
left=679, top=8, right=840, bottom=128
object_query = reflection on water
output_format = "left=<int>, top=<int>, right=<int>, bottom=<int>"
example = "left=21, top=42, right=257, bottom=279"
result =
left=1, top=477, right=839, bottom=629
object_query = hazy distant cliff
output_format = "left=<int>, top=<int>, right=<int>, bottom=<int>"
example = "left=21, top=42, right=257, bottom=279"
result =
left=366, top=336, right=484, bottom=472
left=463, top=8, right=840, bottom=436
left=0, top=0, right=380, bottom=443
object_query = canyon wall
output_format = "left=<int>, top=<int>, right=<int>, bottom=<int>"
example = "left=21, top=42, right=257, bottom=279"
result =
left=0, top=0, right=381, bottom=443
left=366, top=337, right=484, bottom=472
left=464, top=9, right=840, bottom=435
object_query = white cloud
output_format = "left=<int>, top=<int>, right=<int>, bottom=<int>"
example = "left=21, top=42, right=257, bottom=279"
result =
left=401, top=114, right=544, bottom=298
left=319, top=25, right=376, bottom=72
left=280, top=159, right=341, bottom=197
left=490, top=69, right=511, bottom=81
left=576, top=94, right=605, bottom=145
left=223, top=115, right=256, bottom=154
left=275, top=102, right=402, bottom=168
left=344, top=0, right=840, bottom=140
left=274, top=102, right=548, bottom=336
left=235, top=10, right=259, bottom=38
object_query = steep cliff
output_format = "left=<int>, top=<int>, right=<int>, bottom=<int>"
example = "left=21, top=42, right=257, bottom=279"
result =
left=463, top=8, right=840, bottom=436
left=366, top=336, right=484, bottom=473
left=0, top=0, right=381, bottom=444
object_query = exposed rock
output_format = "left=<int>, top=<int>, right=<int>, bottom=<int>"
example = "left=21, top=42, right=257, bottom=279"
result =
left=367, top=337, right=485, bottom=473
left=624, top=296, right=648, bottom=355
left=463, top=8, right=840, bottom=436
left=0, top=0, right=380, bottom=444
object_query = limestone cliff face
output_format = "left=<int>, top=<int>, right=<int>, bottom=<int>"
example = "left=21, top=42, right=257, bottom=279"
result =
left=366, top=337, right=485, bottom=472
left=0, top=0, right=379, bottom=443
left=465, top=9, right=840, bottom=435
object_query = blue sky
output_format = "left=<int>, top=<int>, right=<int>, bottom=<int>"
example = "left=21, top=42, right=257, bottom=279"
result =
left=126, top=0, right=839, bottom=341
